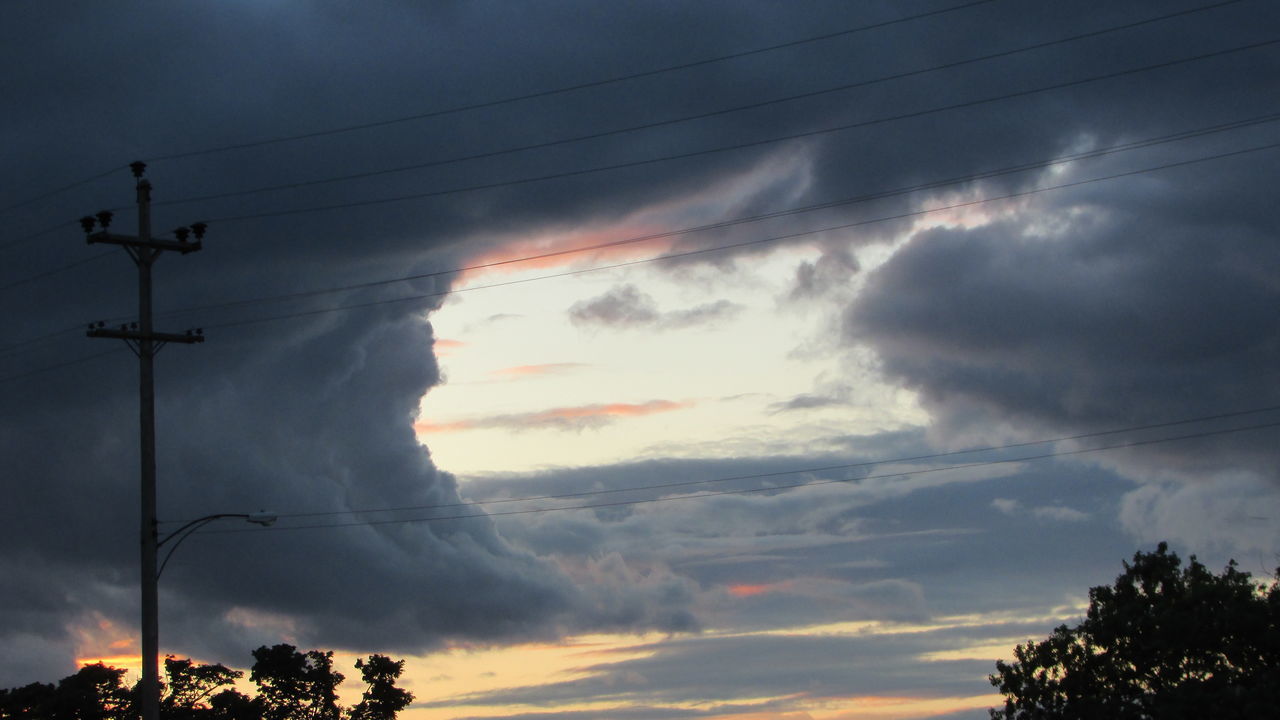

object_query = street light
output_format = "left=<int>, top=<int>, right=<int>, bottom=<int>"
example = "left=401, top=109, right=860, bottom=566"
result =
left=144, top=511, right=276, bottom=708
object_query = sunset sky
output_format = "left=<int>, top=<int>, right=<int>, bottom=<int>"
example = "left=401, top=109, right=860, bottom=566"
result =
left=2, top=1, right=1279, bottom=718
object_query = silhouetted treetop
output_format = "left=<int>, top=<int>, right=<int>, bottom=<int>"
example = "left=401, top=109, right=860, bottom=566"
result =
left=990, top=542, right=1280, bottom=719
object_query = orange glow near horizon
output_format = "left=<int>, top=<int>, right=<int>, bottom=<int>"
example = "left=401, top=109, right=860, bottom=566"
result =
left=415, top=399, right=692, bottom=434
left=75, top=654, right=142, bottom=669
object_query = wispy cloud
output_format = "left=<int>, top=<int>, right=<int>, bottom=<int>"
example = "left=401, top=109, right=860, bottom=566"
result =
left=416, top=399, right=693, bottom=434
left=491, top=363, right=589, bottom=379
left=991, top=498, right=1088, bottom=522
left=433, top=338, right=465, bottom=356
left=726, top=582, right=792, bottom=598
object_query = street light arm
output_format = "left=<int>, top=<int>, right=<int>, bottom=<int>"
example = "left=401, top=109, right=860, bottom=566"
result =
left=158, top=513, right=247, bottom=548
left=156, top=512, right=276, bottom=579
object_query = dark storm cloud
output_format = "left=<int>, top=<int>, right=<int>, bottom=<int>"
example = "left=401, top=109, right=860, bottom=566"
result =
left=3, top=0, right=1278, bottom=687
left=846, top=177, right=1280, bottom=481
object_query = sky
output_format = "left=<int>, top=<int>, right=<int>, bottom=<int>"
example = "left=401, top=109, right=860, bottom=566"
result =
left=1, top=1, right=1278, bottom=718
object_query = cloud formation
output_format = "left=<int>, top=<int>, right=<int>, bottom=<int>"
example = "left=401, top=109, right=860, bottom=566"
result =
left=416, top=399, right=692, bottom=434
left=569, top=284, right=741, bottom=330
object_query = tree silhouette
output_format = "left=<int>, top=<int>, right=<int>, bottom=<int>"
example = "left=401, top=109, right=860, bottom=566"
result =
left=162, top=657, right=242, bottom=719
left=0, top=646, right=413, bottom=720
left=0, top=663, right=134, bottom=720
left=990, top=542, right=1280, bottom=719
left=250, top=645, right=343, bottom=720
left=348, top=656, right=413, bottom=720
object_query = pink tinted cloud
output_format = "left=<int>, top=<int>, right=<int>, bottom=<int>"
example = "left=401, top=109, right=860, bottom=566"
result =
left=415, top=399, right=692, bottom=434
left=490, top=363, right=588, bottom=379
left=727, top=581, right=793, bottom=598
left=456, top=224, right=675, bottom=285
left=433, top=338, right=464, bottom=356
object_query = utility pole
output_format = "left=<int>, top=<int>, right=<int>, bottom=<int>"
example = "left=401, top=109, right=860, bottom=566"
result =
left=82, top=161, right=205, bottom=720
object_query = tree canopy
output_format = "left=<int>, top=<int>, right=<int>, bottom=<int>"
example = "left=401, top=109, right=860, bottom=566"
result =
left=990, top=542, right=1280, bottom=719
left=0, top=645, right=412, bottom=720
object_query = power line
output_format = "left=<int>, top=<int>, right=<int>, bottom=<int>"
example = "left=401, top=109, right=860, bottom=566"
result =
left=190, top=140, right=1280, bottom=332
left=210, top=404, right=1280, bottom=522
left=187, top=37, right=1280, bottom=225
left=0, top=219, right=76, bottom=253
left=1, top=135, right=1273, bottom=383
left=12, top=105, right=1269, bottom=311
left=5, top=14, right=1267, bottom=290
left=0, top=2, right=1001, bottom=246
left=199, top=419, right=1280, bottom=534
left=0, top=348, right=126, bottom=385
left=150, top=0, right=1248, bottom=210
left=0, top=325, right=84, bottom=358
left=5, top=114, right=1270, bottom=366
left=137, top=112, right=1278, bottom=322
left=0, top=165, right=125, bottom=218
left=0, top=250, right=115, bottom=293
left=141, top=0, right=1002, bottom=163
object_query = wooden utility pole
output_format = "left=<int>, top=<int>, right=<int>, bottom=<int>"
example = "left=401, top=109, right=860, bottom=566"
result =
left=82, top=161, right=204, bottom=720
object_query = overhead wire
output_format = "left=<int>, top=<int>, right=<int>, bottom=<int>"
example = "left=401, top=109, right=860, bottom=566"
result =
left=209, top=404, right=1280, bottom=522
left=198, top=419, right=1280, bottom=534
left=141, top=0, right=1003, bottom=163
left=148, top=0, right=1249, bottom=210
left=0, top=250, right=117, bottom=293
left=0, top=219, right=78, bottom=253
left=189, top=140, right=1280, bottom=331
left=0, top=165, right=125, bottom=219
left=0, top=1, right=1003, bottom=229
left=2, top=131, right=1275, bottom=378
left=2, top=5, right=1272, bottom=377
left=0, top=348, right=126, bottom=385
left=137, top=111, right=1279, bottom=322
left=184, top=37, right=1280, bottom=225
left=9, top=25, right=1273, bottom=294
left=0, top=325, right=85, bottom=358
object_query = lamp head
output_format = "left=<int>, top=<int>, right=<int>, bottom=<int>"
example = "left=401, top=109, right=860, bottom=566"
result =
left=247, top=511, right=277, bottom=527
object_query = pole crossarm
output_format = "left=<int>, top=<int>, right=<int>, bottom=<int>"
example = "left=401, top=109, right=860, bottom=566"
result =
left=86, top=230, right=203, bottom=255
left=87, top=326, right=204, bottom=344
